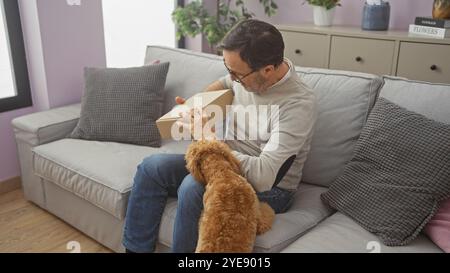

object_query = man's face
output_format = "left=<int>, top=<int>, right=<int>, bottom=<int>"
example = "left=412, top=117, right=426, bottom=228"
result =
left=222, top=50, right=269, bottom=93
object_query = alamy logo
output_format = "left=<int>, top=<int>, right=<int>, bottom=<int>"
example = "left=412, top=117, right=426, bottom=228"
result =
left=66, top=0, right=81, bottom=6
left=171, top=98, right=280, bottom=151
left=66, top=241, right=81, bottom=253
left=366, top=241, right=381, bottom=253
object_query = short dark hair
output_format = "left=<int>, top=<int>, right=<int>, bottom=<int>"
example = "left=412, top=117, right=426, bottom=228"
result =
left=218, top=19, right=284, bottom=70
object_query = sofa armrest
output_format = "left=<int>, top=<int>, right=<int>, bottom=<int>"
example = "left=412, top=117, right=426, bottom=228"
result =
left=12, top=103, right=81, bottom=146
left=11, top=103, right=81, bottom=207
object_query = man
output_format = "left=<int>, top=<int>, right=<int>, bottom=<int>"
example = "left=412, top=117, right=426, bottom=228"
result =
left=122, top=19, right=317, bottom=253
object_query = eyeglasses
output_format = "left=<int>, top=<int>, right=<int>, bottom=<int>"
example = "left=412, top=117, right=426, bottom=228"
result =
left=223, top=60, right=256, bottom=84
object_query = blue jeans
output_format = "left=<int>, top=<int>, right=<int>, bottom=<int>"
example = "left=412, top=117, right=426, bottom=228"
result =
left=122, top=153, right=296, bottom=253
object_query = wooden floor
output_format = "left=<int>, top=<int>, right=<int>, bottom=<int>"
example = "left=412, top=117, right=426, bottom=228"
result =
left=0, top=189, right=113, bottom=253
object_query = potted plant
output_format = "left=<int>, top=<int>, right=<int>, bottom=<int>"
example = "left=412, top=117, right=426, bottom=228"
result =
left=172, top=0, right=278, bottom=53
left=303, top=0, right=341, bottom=26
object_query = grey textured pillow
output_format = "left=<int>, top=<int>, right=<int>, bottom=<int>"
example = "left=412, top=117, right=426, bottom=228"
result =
left=70, top=62, right=169, bottom=147
left=321, top=97, right=450, bottom=246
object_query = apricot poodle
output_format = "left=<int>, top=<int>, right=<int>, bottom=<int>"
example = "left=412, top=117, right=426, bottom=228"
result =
left=185, top=140, right=275, bottom=253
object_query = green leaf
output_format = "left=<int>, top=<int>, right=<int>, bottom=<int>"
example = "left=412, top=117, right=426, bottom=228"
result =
left=172, top=0, right=278, bottom=48
left=304, top=0, right=341, bottom=9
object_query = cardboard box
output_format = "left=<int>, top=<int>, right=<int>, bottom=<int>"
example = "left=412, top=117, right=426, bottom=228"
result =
left=156, top=89, right=234, bottom=139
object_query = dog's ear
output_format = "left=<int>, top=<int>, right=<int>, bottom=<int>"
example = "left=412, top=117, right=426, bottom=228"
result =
left=185, top=142, right=206, bottom=183
left=202, top=140, right=241, bottom=175
left=185, top=140, right=241, bottom=183
left=221, top=145, right=241, bottom=175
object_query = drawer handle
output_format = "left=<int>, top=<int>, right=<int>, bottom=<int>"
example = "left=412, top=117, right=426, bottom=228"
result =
left=295, top=49, right=302, bottom=54
left=355, top=56, right=363, bottom=62
left=430, top=64, right=438, bottom=71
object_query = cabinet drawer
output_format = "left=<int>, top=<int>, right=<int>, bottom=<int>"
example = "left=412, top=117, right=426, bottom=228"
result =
left=330, top=36, right=395, bottom=75
left=281, top=31, right=328, bottom=68
left=397, top=42, right=450, bottom=84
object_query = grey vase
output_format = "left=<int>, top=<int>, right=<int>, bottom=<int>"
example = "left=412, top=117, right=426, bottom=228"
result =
left=362, top=2, right=390, bottom=31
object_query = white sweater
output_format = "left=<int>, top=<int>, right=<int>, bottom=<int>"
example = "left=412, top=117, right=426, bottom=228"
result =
left=219, top=59, right=317, bottom=192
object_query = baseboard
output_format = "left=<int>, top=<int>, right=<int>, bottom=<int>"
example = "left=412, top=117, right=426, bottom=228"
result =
left=0, top=176, right=22, bottom=195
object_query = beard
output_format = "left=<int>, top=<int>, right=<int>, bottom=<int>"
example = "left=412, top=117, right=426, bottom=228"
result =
left=242, top=73, right=268, bottom=94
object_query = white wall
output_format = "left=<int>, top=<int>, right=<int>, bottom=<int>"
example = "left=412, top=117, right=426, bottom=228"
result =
left=102, top=0, right=177, bottom=67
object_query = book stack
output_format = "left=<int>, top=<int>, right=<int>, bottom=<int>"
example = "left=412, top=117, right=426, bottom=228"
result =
left=409, top=17, right=450, bottom=39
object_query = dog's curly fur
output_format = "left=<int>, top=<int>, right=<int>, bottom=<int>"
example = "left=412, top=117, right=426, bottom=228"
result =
left=185, top=140, right=275, bottom=253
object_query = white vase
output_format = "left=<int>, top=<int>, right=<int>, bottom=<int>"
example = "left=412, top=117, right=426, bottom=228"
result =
left=313, top=6, right=336, bottom=26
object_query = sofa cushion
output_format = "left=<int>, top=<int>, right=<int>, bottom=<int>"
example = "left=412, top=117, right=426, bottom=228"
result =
left=32, top=138, right=192, bottom=219
left=379, top=76, right=450, bottom=248
left=281, top=213, right=443, bottom=253
left=157, top=182, right=334, bottom=252
left=379, top=76, right=450, bottom=124
left=321, top=97, right=450, bottom=246
left=296, top=67, right=382, bottom=187
left=69, top=63, right=169, bottom=147
left=144, top=46, right=228, bottom=114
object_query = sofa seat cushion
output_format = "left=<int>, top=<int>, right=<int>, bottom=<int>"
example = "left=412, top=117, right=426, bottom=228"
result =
left=32, top=138, right=191, bottom=220
left=281, top=213, right=443, bottom=253
left=296, top=67, right=382, bottom=187
left=157, top=183, right=335, bottom=252
left=160, top=139, right=191, bottom=154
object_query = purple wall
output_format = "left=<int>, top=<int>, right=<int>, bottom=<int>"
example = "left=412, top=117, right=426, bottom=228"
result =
left=248, top=0, right=434, bottom=30
left=37, top=0, right=106, bottom=109
left=15, top=0, right=106, bottom=112
left=0, top=0, right=106, bottom=183
left=186, top=0, right=435, bottom=52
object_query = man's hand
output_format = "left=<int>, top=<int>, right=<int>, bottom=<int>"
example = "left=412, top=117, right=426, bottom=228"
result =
left=175, top=96, right=186, bottom=105
left=174, top=96, right=216, bottom=141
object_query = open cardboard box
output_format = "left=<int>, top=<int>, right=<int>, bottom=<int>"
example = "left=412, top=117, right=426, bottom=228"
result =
left=156, top=89, right=234, bottom=139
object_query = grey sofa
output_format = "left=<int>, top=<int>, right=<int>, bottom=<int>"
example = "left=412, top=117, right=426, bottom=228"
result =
left=12, top=46, right=448, bottom=253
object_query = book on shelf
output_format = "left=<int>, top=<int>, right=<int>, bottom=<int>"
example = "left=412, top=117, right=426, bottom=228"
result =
left=409, top=24, right=450, bottom=39
left=414, top=17, right=450, bottom=29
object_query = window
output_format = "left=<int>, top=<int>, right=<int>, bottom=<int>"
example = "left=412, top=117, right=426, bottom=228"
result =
left=102, top=0, right=181, bottom=68
left=0, top=5, right=14, bottom=100
left=0, top=0, right=31, bottom=113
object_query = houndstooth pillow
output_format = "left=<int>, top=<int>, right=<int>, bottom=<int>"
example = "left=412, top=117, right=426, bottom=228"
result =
left=69, top=62, right=169, bottom=147
left=321, top=97, right=450, bottom=246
